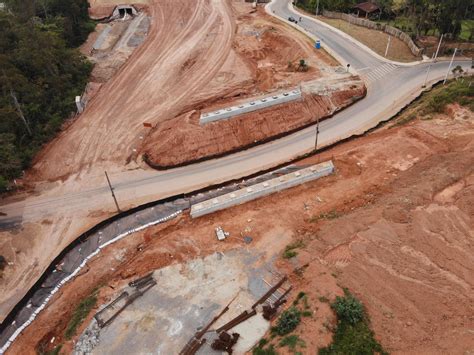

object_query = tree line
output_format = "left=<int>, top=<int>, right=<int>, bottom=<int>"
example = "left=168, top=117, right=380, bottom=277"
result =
left=0, top=0, right=94, bottom=191
left=296, top=0, right=473, bottom=40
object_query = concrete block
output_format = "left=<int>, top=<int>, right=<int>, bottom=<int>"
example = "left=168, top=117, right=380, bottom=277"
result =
left=190, top=161, right=334, bottom=218
left=200, top=88, right=302, bottom=124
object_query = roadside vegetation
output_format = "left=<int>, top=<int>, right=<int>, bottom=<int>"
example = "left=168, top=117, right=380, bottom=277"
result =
left=394, top=78, right=474, bottom=126
left=0, top=0, right=94, bottom=192
left=296, top=0, right=473, bottom=41
left=319, top=289, right=387, bottom=355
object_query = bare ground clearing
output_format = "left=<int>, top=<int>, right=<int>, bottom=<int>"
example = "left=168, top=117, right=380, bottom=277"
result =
left=7, top=105, right=474, bottom=354
left=0, top=0, right=363, bottom=321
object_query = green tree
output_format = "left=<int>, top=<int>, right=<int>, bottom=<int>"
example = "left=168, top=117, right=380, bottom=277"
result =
left=0, top=9, right=92, bottom=191
left=331, top=289, right=364, bottom=325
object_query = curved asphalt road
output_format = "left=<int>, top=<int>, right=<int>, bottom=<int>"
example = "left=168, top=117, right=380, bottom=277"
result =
left=0, top=0, right=471, bottom=226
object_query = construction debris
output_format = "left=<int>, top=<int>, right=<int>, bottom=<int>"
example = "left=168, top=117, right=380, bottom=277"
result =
left=211, top=331, right=240, bottom=353
left=94, top=275, right=156, bottom=328
left=215, top=226, right=229, bottom=241
left=179, top=276, right=291, bottom=355
left=262, top=286, right=293, bottom=320
left=73, top=319, right=101, bottom=355
left=179, top=300, right=232, bottom=355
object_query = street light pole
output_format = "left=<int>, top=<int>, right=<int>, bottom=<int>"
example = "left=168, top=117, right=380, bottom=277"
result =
left=105, top=171, right=122, bottom=213
left=385, top=35, right=391, bottom=57
left=443, top=48, right=457, bottom=85
left=434, top=34, right=444, bottom=62
left=422, top=53, right=435, bottom=88
left=314, top=117, right=320, bottom=151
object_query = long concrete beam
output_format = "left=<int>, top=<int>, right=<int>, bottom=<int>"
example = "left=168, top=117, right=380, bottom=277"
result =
left=200, top=88, right=302, bottom=124
left=190, top=161, right=334, bottom=218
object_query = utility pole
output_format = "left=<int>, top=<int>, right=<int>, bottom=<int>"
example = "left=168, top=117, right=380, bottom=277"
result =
left=316, top=0, right=320, bottom=15
left=385, top=35, right=391, bottom=57
left=314, top=117, right=320, bottom=151
left=443, top=48, right=457, bottom=85
left=422, top=53, right=435, bottom=88
left=105, top=171, right=121, bottom=213
left=434, top=34, right=444, bottom=62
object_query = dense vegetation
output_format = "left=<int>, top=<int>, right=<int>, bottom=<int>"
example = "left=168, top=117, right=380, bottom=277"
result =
left=0, top=0, right=94, bottom=191
left=394, top=78, right=474, bottom=126
left=296, top=0, right=473, bottom=40
left=319, top=289, right=387, bottom=355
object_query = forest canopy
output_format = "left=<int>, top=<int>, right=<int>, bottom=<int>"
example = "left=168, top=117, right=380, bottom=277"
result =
left=0, top=0, right=94, bottom=191
left=296, top=0, right=473, bottom=39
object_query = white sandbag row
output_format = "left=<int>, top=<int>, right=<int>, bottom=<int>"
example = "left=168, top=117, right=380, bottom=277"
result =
left=0, top=209, right=182, bottom=354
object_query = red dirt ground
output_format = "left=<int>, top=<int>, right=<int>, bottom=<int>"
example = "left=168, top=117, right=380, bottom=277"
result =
left=144, top=81, right=365, bottom=168
left=142, top=4, right=364, bottom=168
left=8, top=105, right=473, bottom=354
left=0, top=0, right=359, bottom=323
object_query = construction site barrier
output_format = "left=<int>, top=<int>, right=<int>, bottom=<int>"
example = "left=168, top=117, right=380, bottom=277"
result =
left=0, top=210, right=182, bottom=354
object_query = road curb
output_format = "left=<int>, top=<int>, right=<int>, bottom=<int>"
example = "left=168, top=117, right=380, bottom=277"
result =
left=265, top=0, right=357, bottom=75
left=283, top=2, right=427, bottom=67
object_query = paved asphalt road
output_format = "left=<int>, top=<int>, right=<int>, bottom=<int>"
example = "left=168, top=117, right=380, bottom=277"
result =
left=0, top=0, right=471, bottom=227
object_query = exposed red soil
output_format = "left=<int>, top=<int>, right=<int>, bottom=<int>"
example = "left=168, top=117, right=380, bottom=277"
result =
left=142, top=5, right=361, bottom=168
left=8, top=106, right=473, bottom=354
left=0, top=0, right=353, bottom=323
left=144, top=83, right=365, bottom=168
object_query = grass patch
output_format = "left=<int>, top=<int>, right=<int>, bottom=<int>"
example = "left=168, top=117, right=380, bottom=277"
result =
left=255, top=293, right=313, bottom=354
left=64, top=289, right=99, bottom=340
left=319, top=289, right=387, bottom=355
left=272, top=306, right=302, bottom=336
left=422, top=79, right=474, bottom=114
left=318, top=296, right=330, bottom=303
left=309, top=210, right=341, bottom=223
left=392, top=79, right=474, bottom=127
left=253, top=338, right=277, bottom=355
left=280, top=334, right=306, bottom=352
left=283, top=240, right=305, bottom=259
left=38, top=344, right=62, bottom=355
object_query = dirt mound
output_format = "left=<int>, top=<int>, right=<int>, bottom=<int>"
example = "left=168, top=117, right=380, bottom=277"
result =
left=143, top=79, right=365, bottom=168
left=142, top=5, right=358, bottom=168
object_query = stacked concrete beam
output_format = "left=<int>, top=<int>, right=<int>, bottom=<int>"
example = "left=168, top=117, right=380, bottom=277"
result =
left=200, top=88, right=302, bottom=124
left=190, top=161, right=334, bottom=218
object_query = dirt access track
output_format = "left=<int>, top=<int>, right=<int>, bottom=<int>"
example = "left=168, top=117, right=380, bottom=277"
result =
left=31, top=0, right=361, bottom=181
left=8, top=105, right=473, bottom=354
left=0, top=0, right=364, bottom=322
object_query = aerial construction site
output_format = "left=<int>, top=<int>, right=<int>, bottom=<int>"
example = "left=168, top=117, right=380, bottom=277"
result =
left=0, top=0, right=472, bottom=354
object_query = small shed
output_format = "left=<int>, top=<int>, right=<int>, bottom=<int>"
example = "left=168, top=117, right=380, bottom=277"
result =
left=353, top=2, right=381, bottom=18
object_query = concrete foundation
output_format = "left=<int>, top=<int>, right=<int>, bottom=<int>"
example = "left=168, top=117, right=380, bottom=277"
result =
left=112, top=5, right=138, bottom=18
left=191, top=161, right=334, bottom=218
left=200, top=88, right=302, bottom=124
